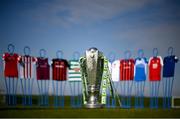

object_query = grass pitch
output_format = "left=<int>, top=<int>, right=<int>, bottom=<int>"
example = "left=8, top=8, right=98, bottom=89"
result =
left=0, top=95, right=180, bottom=118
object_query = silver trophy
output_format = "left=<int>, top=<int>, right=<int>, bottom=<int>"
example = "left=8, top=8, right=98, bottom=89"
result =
left=80, top=47, right=104, bottom=108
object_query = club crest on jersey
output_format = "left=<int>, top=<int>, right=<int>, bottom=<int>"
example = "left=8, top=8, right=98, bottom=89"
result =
left=55, top=65, right=64, bottom=68
left=153, top=63, right=158, bottom=69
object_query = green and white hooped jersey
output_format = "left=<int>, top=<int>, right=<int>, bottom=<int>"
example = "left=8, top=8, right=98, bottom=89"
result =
left=68, top=60, right=81, bottom=82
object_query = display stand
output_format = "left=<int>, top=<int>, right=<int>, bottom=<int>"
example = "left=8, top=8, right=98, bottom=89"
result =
left=3, top=44, right=19, bottom=106
left=134, top=49, right=147, bottom=108
left=36, top=49, right=50, bottom=106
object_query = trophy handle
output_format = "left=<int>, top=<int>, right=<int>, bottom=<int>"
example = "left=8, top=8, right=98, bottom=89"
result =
left=79, top=57, right=88, bottom=104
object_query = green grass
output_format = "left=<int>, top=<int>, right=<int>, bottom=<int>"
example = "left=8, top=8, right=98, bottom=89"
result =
left=0, top=95, right=180, bottom=118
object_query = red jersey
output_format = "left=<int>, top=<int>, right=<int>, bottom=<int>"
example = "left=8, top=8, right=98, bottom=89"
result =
left=120, top=59, right=135, bottom=81
left=52, top=59, right=69, bottom=81
left=19, top=55, right=37, bottom=79
left=3, top=53, right=20, bottom=78
left=36, top=57, right=50, bottom=80
left=148, top=56, right=163, bottom=81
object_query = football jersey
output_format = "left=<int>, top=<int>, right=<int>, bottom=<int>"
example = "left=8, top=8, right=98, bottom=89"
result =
left=36, top=57, right=50, bottom=80
left=163, top=55, right=178, bottom=77
left=3, top=53, right=20, bottom=78
left=111, top=60, right=120, bottom=82
left=52, top=58, right=69, bottom=81
left=134, top=58, right=148, bottom=81
left=120, top=59, right=135, bottom=81
left=68, top=60, right=81, bottom=81
left=19, top=55, right=36, bottom=79
left=148, top=56, right=163, bottom=81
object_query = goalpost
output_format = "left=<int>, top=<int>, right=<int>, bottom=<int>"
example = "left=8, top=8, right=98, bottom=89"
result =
left=171, top=96, right=180, bottom=108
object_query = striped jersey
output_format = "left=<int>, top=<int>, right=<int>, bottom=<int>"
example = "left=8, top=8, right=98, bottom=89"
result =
left=68, top=60, right=81, bottom=81
left=19, top=55, right=36, bottom=79
left=120, top=59, right=135, bottom=80
left=52, top=58, right=69, bottom=81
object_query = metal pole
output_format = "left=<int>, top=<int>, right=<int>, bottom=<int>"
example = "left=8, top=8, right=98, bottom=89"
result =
left=69, top=82, right=73, bottom=107
left=60, top=81, right=62, bottom=107
left=15, top=78, right=18, bottom=105
left=73, top=82, right=77, bottom=108
left=47, top=80, right=49, bottom=106
left=8, top=77, right=11, bottom=105
left=150, top=82, right=152, bottom=108
left=52, top=80, right=55, bottom=107
left=163, top=78, right=165, bottom=108
left=4, top=77, right=8, bottom=105
left=30, top=78, right=34, bottom=106
left=20, top=79, right=24, bottom=106
left=28, top=78, right=30, bottom=105
left=141, top=81, right=145, bottom=108
left=169, top=77, right=174, bottom=108
left=37, top=80, right=41, bottom=106
left=167, top=78, right=171, bottom=108
left=78, top=81, right=82, bottom=107
left=135, top=82, right=137, bottom=108
left=63, top=81, right=66, bottom=107
left=44, top=80, right=46, bottom=106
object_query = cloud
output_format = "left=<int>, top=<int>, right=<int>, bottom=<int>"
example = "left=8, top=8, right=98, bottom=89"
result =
left=20, top=0, right=154, bottom=27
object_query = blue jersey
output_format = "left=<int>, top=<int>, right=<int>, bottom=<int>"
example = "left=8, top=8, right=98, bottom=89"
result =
left=163, top=55, right=178, bottom=77
left=134, top=58, right=148, bottom=81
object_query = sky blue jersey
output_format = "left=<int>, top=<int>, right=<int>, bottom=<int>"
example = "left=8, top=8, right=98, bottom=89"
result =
left=134, top=58, right=148, bottom=81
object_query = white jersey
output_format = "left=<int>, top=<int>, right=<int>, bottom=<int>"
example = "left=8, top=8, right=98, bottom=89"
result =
left=111, top=60, right=120, bottom=82
left=19, top=55, right=36, bottom=79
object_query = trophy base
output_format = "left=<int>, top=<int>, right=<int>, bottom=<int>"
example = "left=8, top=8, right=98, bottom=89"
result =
left=85, top=103, right=104, bottom=108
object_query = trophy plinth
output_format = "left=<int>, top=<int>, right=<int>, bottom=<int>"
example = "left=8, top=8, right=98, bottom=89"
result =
left=85, top=85, right=104, bottom=108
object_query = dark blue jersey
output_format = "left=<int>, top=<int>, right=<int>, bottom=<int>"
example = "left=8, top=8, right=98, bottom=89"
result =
left=163, top=55, right=178, bottom=77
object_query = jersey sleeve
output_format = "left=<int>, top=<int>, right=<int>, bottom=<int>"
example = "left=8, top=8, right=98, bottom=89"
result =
left=18, top=55, right=25, bottom=67
left=148, top=57, right=152, bottom=66
left=51, top=59, right=54, bottom=66
left=68, top=60, right=72, bottom=69
left=108, top=61, right=112, bottom=73
left=163, top=57, right=166, bottom=64
left=32, top=57, right=37, bottom=62
left=158, top=56, right=163, bottom=66
left=2, top=54, right=6, bottom=71
left=35, top=58, right=39, bottom=65
left=66, top=60, right=70, bottom=68
left=134, top=59, right=137, bottom=76
left=19, top=55, right=22, bottom=62
left=175, top=56, right=179, bottom=63
left=2, top=53, right=8, bottom=61
left=48, top=59, right=51, bottom=66
left=144, top=58, right=148, bottom=75
left=17, top=55, right=21, bottom=62
left=144, top=57, right=148, bottom=64
left=2, top=53, right=5, bottom=60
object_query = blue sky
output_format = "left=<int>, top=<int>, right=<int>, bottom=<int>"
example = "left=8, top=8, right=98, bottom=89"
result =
left=0, top=0, right=180, bottom=96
